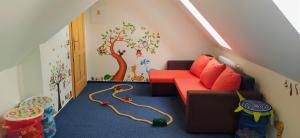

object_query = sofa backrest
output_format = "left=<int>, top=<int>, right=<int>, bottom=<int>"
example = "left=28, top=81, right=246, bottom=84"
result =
left=216, top=56, right=255, bottom=91
left=213, top=59, right=255, bottom=91
left=166, top=59, right=256, bottom=91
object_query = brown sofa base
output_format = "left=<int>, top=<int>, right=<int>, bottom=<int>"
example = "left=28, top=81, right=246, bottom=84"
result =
left=185, top=90, right=263, bottom=133
left=151, top=82, right=263, bottom=133
left=151, top=83, right=177, bottom=96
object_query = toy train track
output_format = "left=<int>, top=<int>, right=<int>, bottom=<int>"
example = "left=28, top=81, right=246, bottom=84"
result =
left=88, top=84, right=173, bottom=127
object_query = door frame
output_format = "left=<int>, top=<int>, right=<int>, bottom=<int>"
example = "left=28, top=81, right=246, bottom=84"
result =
left=68, top=24, right=75, bottom=98
left=69, top=13, right=87, bottom=98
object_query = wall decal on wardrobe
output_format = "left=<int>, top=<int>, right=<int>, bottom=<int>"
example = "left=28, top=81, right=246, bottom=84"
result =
left=49, top=61, right=68, bottom=111
left=40, top=26, right=73, bottom=113
left=95, top=22, right=160, bottom=81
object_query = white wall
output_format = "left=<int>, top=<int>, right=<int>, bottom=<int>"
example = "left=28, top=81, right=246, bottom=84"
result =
left=85, top=0, right=214, bottom=81
left=0, top=67, right=21, bottom=115
left=0, top=66, right=21, bottom=136
left=214, top=48, right=300, bottom=138
left=18, top=48, right=43, bottom=100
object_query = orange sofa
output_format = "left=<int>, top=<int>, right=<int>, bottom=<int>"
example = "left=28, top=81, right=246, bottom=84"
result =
left=149, top=60, right=263, bottom=133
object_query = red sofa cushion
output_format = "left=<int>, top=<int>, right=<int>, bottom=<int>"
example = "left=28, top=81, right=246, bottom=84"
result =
left=175, top=78, right=208, bottom=104
left=190, top=54, right=213, bottom=78
left=200, top=58, right=226, bottom=88
left=211, top=67, right=241, bottom=91
left=149, top=70, right=198, bottom=83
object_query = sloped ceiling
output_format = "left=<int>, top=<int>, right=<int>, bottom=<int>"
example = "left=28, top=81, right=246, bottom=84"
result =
left=0, top=0, right=97, bottom=71
left=189, top=0, right=300, bottom=82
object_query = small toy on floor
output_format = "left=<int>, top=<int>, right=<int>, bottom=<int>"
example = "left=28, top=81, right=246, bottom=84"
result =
left=113, top=84, right=123, bottom=92
left=97, top=101, right=112, bottom=106
left=152, top=118, right=167, bottom=127
left=122, top=95, right=132, bottom=102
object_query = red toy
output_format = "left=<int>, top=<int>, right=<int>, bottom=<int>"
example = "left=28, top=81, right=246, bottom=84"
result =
left=3, top=107, right=44, bottom=138
left=97, top=101, right=112, bottom=106
left=122, top=96, right=132, bottom=102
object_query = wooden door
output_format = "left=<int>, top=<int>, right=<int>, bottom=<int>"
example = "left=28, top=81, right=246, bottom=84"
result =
left=69, top=14, right=87, bottom=98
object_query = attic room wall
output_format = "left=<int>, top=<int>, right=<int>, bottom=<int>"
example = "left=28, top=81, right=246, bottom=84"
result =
left=0, top=0, right=98, bottom=118
left=0, top=47, right=43, bottom=115
left=214, top=48, right=300, bottom=137
left=0, top=25, right=73, bottom=116
left=84, top=0, right=214, bottom=81
left=0, top=67, right=21, bottom=136
left=0, top=0, right=98, bottom=72
left=0, top=67, right=21, bottom=115
left=18, top=48, right=43, bottom=100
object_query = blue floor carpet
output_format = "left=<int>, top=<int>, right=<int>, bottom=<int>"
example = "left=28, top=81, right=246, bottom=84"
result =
left=54, top=82, right=233, bottom=138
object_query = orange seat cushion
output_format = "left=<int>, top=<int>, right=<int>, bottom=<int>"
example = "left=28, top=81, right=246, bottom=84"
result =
left=211, top=67, right=241, bottom=91
left=190, top=54, right=213, bottom=78
left=149, top=70, right=198, bottom=83
left=200, top=58, right=226, bottom=88
left=175, top=78, right=208, bottom=104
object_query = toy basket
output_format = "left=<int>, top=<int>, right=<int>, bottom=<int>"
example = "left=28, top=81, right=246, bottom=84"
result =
left=43, top=119, right=56, bottom=138
left=3, top=107, right=44, bottom=138
left=19, top=96, right=56, bottom=138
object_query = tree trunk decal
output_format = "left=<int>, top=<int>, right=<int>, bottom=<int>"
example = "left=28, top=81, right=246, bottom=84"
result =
left=111, top=52, right=127, bottom=81
left=50, top=61, right=67, bottom=111
left=57, top=83, right=62, bottom=110
left=97, top=22, right=160, bottom=81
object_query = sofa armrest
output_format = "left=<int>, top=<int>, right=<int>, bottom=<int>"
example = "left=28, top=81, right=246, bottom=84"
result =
left=185, top=90, right=263, bottom=133
left=167, top=60, right=194, bottom=70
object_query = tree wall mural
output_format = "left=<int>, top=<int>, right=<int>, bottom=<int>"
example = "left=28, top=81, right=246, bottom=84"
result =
left=97, top=22, right=160, bottom=81
left=49, top=61, right=68, bottom=111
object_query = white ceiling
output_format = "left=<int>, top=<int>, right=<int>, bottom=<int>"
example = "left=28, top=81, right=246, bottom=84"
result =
left=190, top=0, right=300, bottom=82
left=0, top=0, right=97, bottom=71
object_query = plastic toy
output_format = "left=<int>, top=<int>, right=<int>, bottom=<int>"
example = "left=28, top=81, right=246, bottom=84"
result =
left=2, top=107, right=44, bottom=138
left=276, top=121, right=284, bottom=138
left=88, top=84, right=173, bottom=127
left=19, top=96, right=56, bottom=138
left=235, top=92, right=274, bottom=124
left=152, top=118, right=167, bottom=127
left=235, top=91, right=274, bottom=136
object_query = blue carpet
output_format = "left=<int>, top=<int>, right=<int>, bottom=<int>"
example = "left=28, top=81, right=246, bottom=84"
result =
left=54, top=82, right=233, bottom=138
